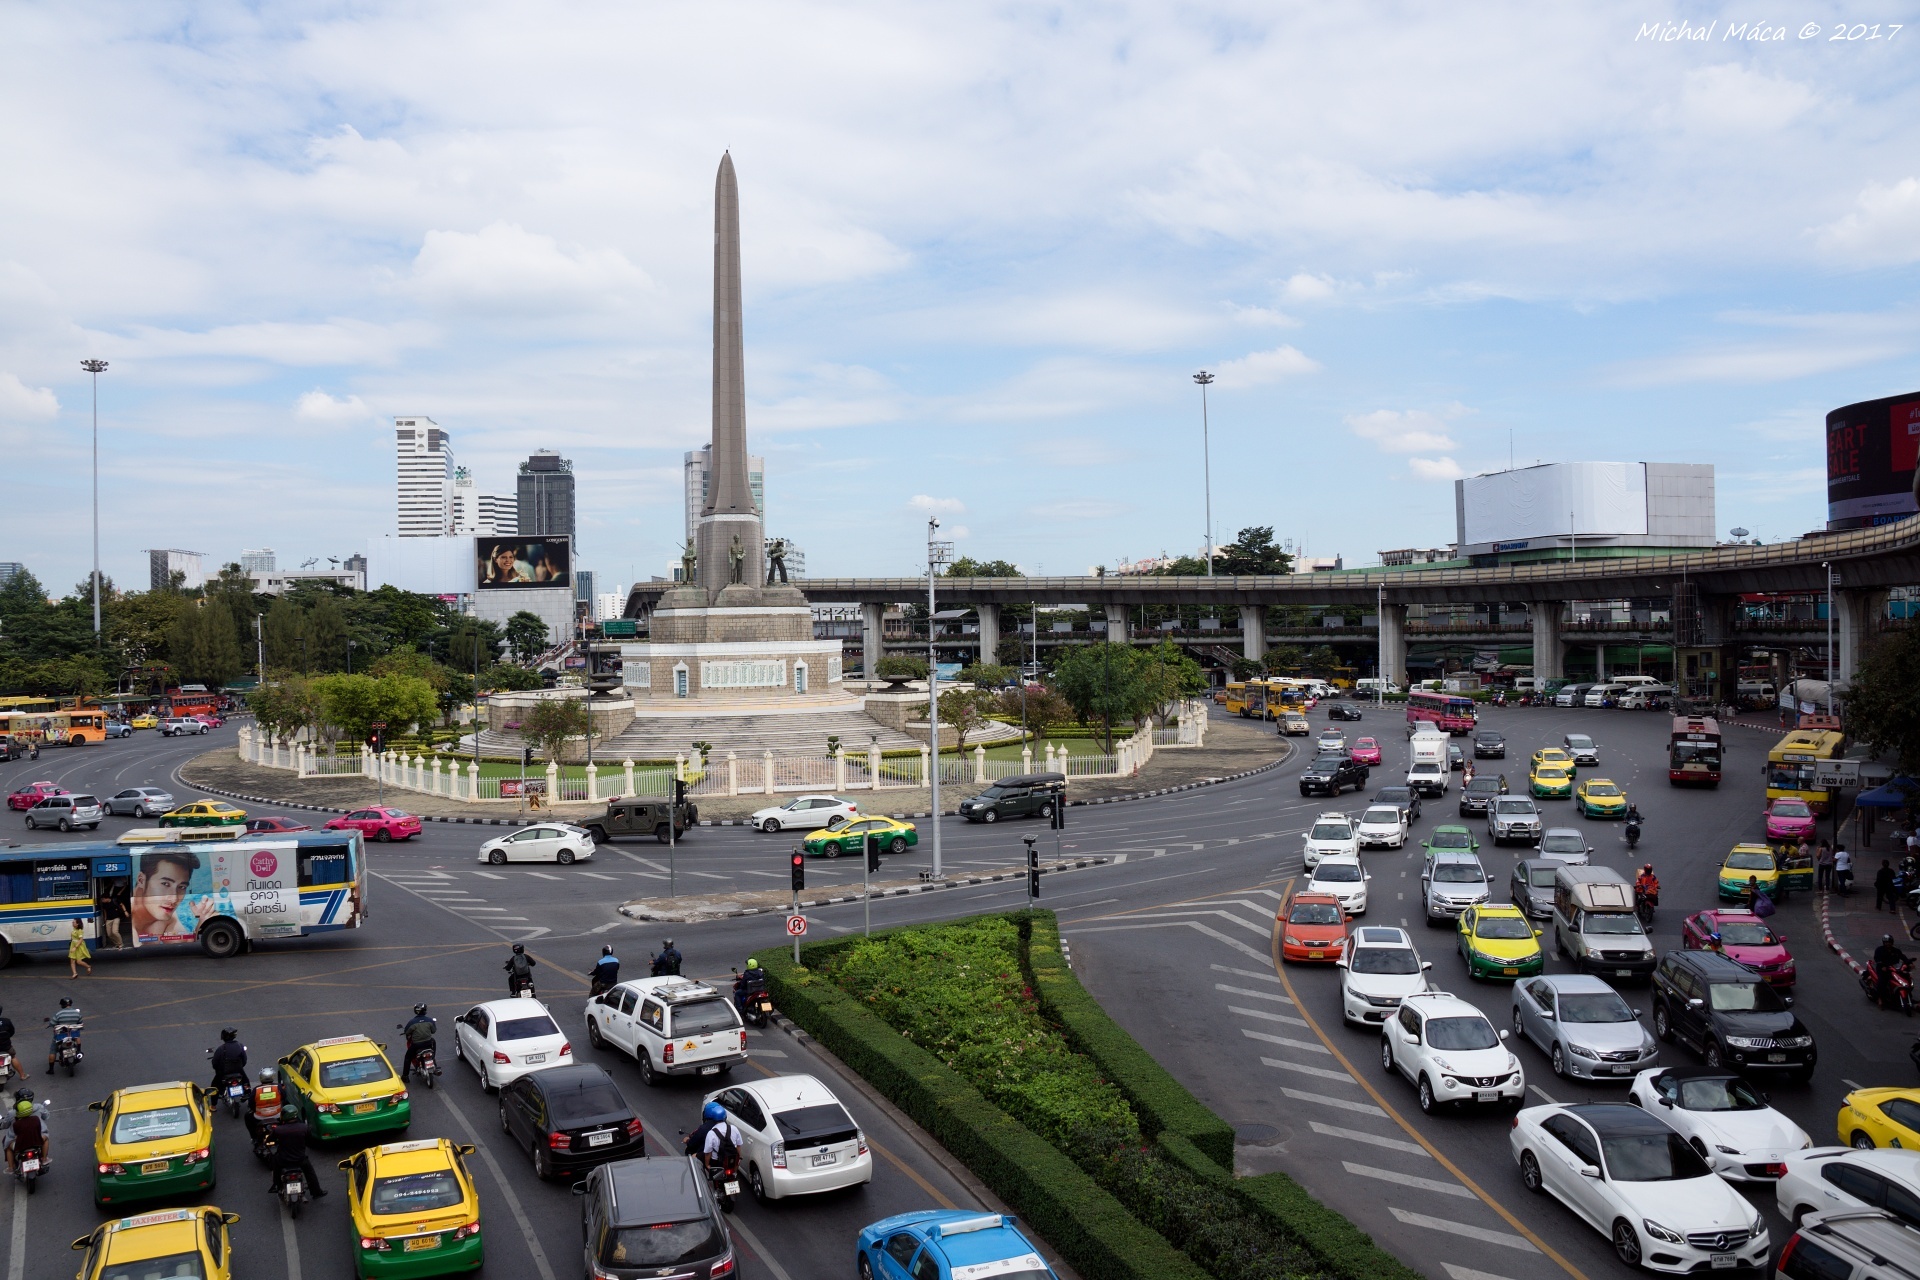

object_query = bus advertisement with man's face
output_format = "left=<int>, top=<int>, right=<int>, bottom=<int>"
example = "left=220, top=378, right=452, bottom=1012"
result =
left=132, top=844, right=304, bottom=943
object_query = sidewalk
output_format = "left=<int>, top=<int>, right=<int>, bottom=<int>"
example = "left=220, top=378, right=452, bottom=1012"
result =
left=1820, top=879, right=1915, bottom=976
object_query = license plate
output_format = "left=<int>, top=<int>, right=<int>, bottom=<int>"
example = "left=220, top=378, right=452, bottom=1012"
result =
left=1607, top=1066, right=1633, bottom=1074
left=226, top=1084, right=244, bottom=1097
left=20, top=1159, right=38, bottom=1173
left=700, top=1065, right=720, bottom=1075
left=1710, top=1254, right=1736, bottom=1270
left=722, top=1180, right=741, bottom=1196
left=404, top=1236, right=441, bottom=1252
left=353, top=1101, right=377, bottom=1114
left=1615, top=970, right=1633, bottom=977
left=525, top=1053, right=547, bottom=1064
left=1476, top=1091, right=1499, bottom=1103
left=1766, top=1053, right=1787, bottom=1063
left=1503, top=967, right=1517, bottom=975
left=587, top=1131, right=614, bottom=1148
left=812, top=1152, right=838, bottom=1166
left=140, top=1160, right=169, bottom=1175
left=1309, top=951, right=1326, bottom=959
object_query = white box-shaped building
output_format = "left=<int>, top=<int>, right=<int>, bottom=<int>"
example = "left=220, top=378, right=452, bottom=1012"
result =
left=1454, top=462, right=1713, bottom=558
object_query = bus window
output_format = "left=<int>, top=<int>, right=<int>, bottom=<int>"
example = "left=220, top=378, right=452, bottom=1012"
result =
left=35, top=860, right=91, bottom=901
left=299, top=848, right=351, bottom=887
left=0, top=861, right=31, bottom=904
left=1768, top=761, right=1812, bottom=790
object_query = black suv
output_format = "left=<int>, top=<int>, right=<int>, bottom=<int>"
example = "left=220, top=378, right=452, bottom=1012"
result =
left=957, top=772, right=1066, bottom=823
left=1473, top=730, right=1506, bottom=758
left=1372, top=785, right=1422, bottom=823
left=1651, top=950, right=1815, bottom=1081
left=1327, top=704, right=1364, bottom=722
left=1457, top=773, right=1509, bottom=817
left=574, top=1156, right=734, bottom=1279
left=1300, top=754, right=1369, bottom=796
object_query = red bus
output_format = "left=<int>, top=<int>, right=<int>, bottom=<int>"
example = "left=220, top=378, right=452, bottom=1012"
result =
left=1406, top=691, right=1476, bottom=735
left=1669, top=715, right=1722, bottom=786
left=164, top=685, right=219, bottom=719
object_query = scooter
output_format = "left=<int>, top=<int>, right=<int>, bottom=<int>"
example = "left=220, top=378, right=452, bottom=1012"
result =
left=0, top=1051, right=17, bottom=1090
left=707, top=1153, right=741, bottom=1214
left=1634, top=887, right=1657, bottom=928
left=1625, top=821, right=1642, bottom=850
left=11, top=1141, right=44, bottom=1194
left=732, top=975, right=772, bottom=1029
left=272, top=1163, right=310, bottom=1219
left=46, top=1022, right=82, bottom=1076
left=206, top=1048, right=249, bottom=1119
left=1861, top=959, right=1916, bottom=1014
left=395, top=1028, right=440, bottom=1091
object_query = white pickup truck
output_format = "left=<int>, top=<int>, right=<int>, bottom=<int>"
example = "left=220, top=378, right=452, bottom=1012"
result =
left=583, top=975, right=748, bottom=1086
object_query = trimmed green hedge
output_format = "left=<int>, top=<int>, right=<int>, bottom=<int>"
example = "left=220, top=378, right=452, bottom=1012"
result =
left=758, top=945, right=1211, bottom=1280
left=1023, top=914, right=1236, bottom=1168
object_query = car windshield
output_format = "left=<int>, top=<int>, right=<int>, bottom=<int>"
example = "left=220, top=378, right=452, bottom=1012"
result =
left=318, top=1055, right=394, bottom=1089
left=1476, top=916, right=1533, bottom=940
left=1429, top=831, right=1473, bottom=849
left=1425, top=1016, right=1498, bottom=1050
left=1601, top=1133, right=1712, bottom=1182
left=1375, top=789, right=1410, bottom=804
left=112, top=1105, right=195, bottom=1144
left=1526, top=866, right=1560, bottom=888
left=1567, top=736, right=1593, bottom=749
left=1361, top=807, right=1400, bottom=825
left=1772, top=800, right=1811, bottom=818
left=1707, top=981, right=1789, bottom=1012
left=1726, top=852, right=1775, bottom=871
left=603, top=1219, right=729, bottom=1268
left=670, top=999, right=741, bottom=1036
left=547, top=1080, right=630, bottom=1126
left=100, top=1254, right=205, bottom=1280
left=1478, top=734, right=1503, bottom=744
left=1315, top=864, right=1362, bottom=883
left=1536, top=769, right=1568, bottom=781
left=1289, top=902, right=1342, bottom=925
left=1433, top=864, right=1483, bottom=883
left=1352, top=948, right=1420, bottom=974
left=1676, top=1077, right=1768, bottom=1111
left=1467, top=780, right=1501, bottom=794
left=1559, top=992, right=1635, bottom=1023
left=1494, top=800, right=1534, bottom=814
left=1584, top=914, right=1645, bottom=936
left=1584, top=784, right=1619, bottom=796
left=1540, top=834, right=1586, bottom=855
left=1717, top=922, right=1777, bottom=946
left=1311, top=823, right=1352, bottom=840
left=494, top=1015, right=561, bottom=1042
left=370, top=1170, right=464, bottom=1216
left=1311, top=756, right=1345, bottom=770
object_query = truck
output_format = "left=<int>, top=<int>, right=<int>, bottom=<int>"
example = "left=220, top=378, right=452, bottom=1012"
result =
left=579, top=796, right=699, bottom=845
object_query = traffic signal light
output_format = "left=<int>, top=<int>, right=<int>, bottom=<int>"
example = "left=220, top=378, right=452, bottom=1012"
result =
left=866, top=834, right=881, bottom=875
left=1051, top=792, right=1066, bottom=830
left=790, top=850, right=806, bottom=891
left=673, top=778, right=689, bottom=807
left=367, top=730, right=384, bottom=754
left=1025, top=836, right=1040, bottom=899
left=521, top=745, right=533, bottom=768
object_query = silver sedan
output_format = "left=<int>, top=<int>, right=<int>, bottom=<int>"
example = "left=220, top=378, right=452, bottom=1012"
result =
left=1510, top=973, right=1659, bottom=1082
left=104, top=786, right=174, bottom=817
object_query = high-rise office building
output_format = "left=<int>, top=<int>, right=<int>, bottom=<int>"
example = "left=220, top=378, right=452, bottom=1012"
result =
left=517, top=451, right=576, bottom=548
left=450, top=466, right=518, bottom=536
left=0, top=562, right=24, bottom=587
left=148, top=549, right=206, bottom=591
left=593, top=588, right=625, bottom=622
left=396, top=417, right=454, bottom=536
left=240, top=549, right=276, bottom=573
left=683, top=446, right=764, bottom=542
left=573, top=569, right=595, bottom=606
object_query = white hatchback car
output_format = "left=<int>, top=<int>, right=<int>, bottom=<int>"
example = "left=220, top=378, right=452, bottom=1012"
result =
left=1626, top=1066, right=1811, bottom=1183
left=703, top=1074, right=873, bottom=1201
left=750, top=795, right=858, bottom=833
left=1338, top=926, right=1431, bottom=1027
left=1354, top=805, right=1409, bottom=850
left=478, top=824, right=596, bottom=865
left=452, top=997, right=574, bottom=1090
left=1381, top=991, right=1525, bottom=1113
left=1306, top=856, right=1370, bottom=915
left=1302, top=813, right=1360, bottom=869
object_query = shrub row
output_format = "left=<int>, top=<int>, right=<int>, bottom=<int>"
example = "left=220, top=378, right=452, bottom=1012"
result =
left=757, top=944, right=1211, bottom=1280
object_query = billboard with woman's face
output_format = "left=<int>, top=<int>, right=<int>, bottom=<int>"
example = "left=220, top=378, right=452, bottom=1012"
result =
left=477, top=537, right=571, bottom=589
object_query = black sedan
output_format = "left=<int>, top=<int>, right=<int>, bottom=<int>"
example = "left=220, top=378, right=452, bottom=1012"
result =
left=1327, top=704, right=1364, bottom=722
left=1473, top=731, right=1506, bottom=758
left=499, top=1063, right=646, bottom=1177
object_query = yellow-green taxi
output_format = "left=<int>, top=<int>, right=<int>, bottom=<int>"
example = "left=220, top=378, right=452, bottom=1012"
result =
left=1529, top=764, right=1574, bottom=799
left=71, top=1207, right=239, bottom=1280
left=158, top=799, right=248, bottom=828
left=129, top=713, right=160, bottom=730
left=280, top=1035, right=411, bottom=1141
left=1456, top=903, right=1545, bottom=979
left=1530, top=747, right=1576, bottom=772
left=89, top=1082, right=217, bottom=1209
left=1719, top=844, right=1782, bottom=901
left=802, top=814, right=919, bottom=859
left=1574, top=777, right=1628, bottom=818
left=1837, top=1087, right=1920, bottom=1150
left=341, top=1138, right=483, bottom=1278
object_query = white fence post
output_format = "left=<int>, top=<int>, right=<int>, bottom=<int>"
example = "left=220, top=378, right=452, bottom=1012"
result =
left=918, top=746, right=930, bottom=789
left=727, top=752, right=739, bottom=797
left=586, top=763, right=599, bottom=803
left=762, top=752, right=775, bottom=796
left=623, top=759, right=635, bottom=799
left=1021, top=743, right=1033, bottom=772
left=467, top=762, right=480, bottom=801
left=974, top=745, right=986, bottom=783
left=835, top=752, right=847, bottom=791
left=545, top=760, right=560, bottom=803
left=868, top=743, right=883, bottom=790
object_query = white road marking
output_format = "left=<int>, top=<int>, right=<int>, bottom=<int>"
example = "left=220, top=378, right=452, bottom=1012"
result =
left=7, top=1178, right=27, bottom=1280
left=1243, top=1028, right=1331, bottom=1054
left=1309, top=1121, right=1430, bottom=1156
left=456, top=907, right=514, bottom=913
left=424, top=1084, right=558, bottom=1280
left=1844, top=1078, right=1863, bottom=1090
left=1066, top=919, right=1276, bottom=966
left=580, top=872, right=618, bottom=881
left=1281, top=1087, right=1386, bottom=1116
left=280, top=1202, right=304, bottom=1280
left=1443, top=1266, right=1518, bottom=1280
left=1389, top=1208, right=1539, bottom=1252
left=472, top=871, right=506, bottom=880
left=1528, top=1084, right=1559, bottom=1105
left=1259, top=1056, right=1356, bottom=1083
left=1210, top=963, right=1282, bottom=984
left=525, top=871, right=563, bottom=881
left=750, top=1049, right=789, bottom=1058
left=1214, top=983, right=1295, bottom=1004
left=1344, top=1162, right=1474, bottom=1197
left=723, top=1211, right=798, bottom=1280
left=1229, top=1005, right=1310, bottom=1028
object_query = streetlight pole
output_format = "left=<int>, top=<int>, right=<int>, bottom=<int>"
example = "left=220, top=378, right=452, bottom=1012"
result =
left=927, top=520, right=953, bottom=879
left=1193, top=372, right=1215, bottom=575
left=1824, top=561, right=1834, bottom=716
left=81, top=360, right=108, bottom=645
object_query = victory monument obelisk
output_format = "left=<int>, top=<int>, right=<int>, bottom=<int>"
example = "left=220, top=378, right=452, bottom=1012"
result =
left=695, top=152, right=764, bottom=595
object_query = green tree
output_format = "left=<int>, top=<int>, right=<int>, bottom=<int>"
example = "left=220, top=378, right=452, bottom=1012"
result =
left=1230, top=657, right=1263, bottom=680
left=1051, top=642, right=1150, bottom=752
left=520, top=696, right=589, bottom=763
left=312, top=673, right=439, bottom=742
left=1844, top=629, right=1920, bottom=775
left=937, top=687, right=996, bottom=754
left=1139, top=640, right=1206, bottom=725
left=105, top=588, right=191, bottom=673
left=958, top=662, right=1015, bottom=689
left=480, top=662, right=543, bottom=692
left=248, top=677, right=322, bottom=745
left=306, top=593, right=349, bottom=671
left=1263, top=645, right=1305, bottom=674
left=446, top=618, right=503, bottom=672
left=504, top=611, right=551, bottom=664
left=167, top=604, right=245, bottom=688
left=1216, top=527, right=1293, bottom=576
left=262, top=596, right=307, bottom=672
left=874, top=654, right=928, bottom=681
left=944, top=557, right=1022, bottom=578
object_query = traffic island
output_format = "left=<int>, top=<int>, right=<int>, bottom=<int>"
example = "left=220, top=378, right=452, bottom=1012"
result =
left=618, top=855, right=1114, bottom=922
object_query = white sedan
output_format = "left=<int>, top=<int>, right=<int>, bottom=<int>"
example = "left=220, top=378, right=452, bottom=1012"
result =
left=479, top=824, right=596, bottom=865
left=703, top=1073, right=874, bottom=1201
left=1306, top=856, right=1370, bottom=915
left=452, top=997, right=573, bottom=1091
left=1355, top=804, right=1409, bottom=849
left=1627, top=1067, right=1811, bottom=1183
left=1302, top=814, right=1359, bottom=868
left=1513, top=1100, right=1770, bottom=1272
left=750, top=795, right=859, bottom=833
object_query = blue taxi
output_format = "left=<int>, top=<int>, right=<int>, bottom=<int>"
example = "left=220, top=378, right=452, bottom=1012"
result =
left=857, top=1210, right=1057, bottom=1280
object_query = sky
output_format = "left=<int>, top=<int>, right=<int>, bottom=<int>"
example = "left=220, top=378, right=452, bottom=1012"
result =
left=3, top=1, right=1919, bottom=595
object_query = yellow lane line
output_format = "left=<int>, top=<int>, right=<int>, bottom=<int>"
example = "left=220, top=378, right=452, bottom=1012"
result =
left=1265, top=878, right=1591, bottom=1280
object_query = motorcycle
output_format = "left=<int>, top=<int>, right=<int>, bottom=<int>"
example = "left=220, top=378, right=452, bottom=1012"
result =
left=272, top=1164, right=310, bottom=1219
left=732, top=977, right=772, bottom=1029
left=1861, top=959, right=1916, bottom=1014
left=395, top=1027, right=439, bottom=1090
left=504, top=962, right=536, bottom=999
left=206, top=1049, right=249, bottom=1118
left=253, top=1124, right=278, bottom=1165
left=11, top=1141, right=44, bottom=1195
left=1634, top=887, right=1657, bottom=928
left=47, top=1022, right=82, bottom=1076
left=707, top=1154, right=741, bottom=1214
left=1625, top=820, right=1642, bottom=850
left=0, top=1051, right=16, bottom=1090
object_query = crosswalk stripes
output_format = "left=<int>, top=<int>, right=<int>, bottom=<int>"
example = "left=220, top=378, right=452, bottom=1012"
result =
left=1388, top=1209, right=1538, bottom=1252
left=1442, top=1266, right=1519, bottom=1280
left=1341, top=1162, right=1476, bottom=1198
left=1227, top=1005, right=1310, bottom=1028
left=1307, top=1121, right=1430, bottom=1156
left=1257, top=1056, right=1356, bottom=1083
left=1279, top=1086, right=1386, bottom=1116
left=378, top=871, right=547, bottom=939
left=1240, top=1028, right=1332, bottom=1055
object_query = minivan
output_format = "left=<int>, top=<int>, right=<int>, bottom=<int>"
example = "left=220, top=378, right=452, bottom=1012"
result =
left=1583, top=683, right=1627, bottom=707
left=957, top=772, right=1065, bottom=823
left=26, top=793, right=103, bottom=831
left=1554, top=683, right=1594, bottom=708
left=1552, top=865, right=1655, bottom=979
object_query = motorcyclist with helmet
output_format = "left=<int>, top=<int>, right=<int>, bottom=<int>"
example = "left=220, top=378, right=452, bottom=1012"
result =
left=651, top=938, right=683, bottom=977
left=733, top=958, right=769, bottom=1013
left=1633, top=863, right=1660, bottom=904
left=2, top=1091, right=48, bottom=1175
left=504, top=944, right=537, bottom=996
left=46, top=996, right=83, bottom=1071
left=686, top=1100, right=743, bottom=1179
left=265, top=1107, right=326, bottom=1198
left=590, top=945, right=620, bottom=995
left=209, top=1026, right=248, bottom=1090
left=247, top=1067, right=284, bottom=1150
left=401, top=1004, right=439, bottom=1081
left=1874, top=934, right=1911, bottom=1009
left=0, top=1004, right=24, bottom=1080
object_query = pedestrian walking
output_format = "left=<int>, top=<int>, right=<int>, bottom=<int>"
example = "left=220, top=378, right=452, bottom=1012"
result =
left=67, top=919, right=91, bottom=978
left=1835, top=844, right=1854, bottom=893
left=1878, top=860, right=1900, bottom=911
left=1817, top=840, right=1834, bottom=891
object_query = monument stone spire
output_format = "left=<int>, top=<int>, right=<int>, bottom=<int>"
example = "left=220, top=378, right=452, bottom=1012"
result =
left=697, top=150, right=762, bottom=593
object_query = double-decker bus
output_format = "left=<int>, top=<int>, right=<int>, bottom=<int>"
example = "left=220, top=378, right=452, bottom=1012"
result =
left=1766, top=726, right=1846, bottom=813
left=1668, top=715, right=1723, bottom=786
left=0, top=829, right=367, bottom=965
left=1405, top=690, right=1476, bottom=735
left=0, top=709, right=109, bottom=746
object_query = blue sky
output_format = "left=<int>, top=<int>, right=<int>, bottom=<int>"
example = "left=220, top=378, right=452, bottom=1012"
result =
left=3, top=1, right=1918, bottom=592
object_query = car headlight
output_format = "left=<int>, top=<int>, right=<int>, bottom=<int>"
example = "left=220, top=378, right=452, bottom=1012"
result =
left=1568, top=1044, right=1599, bottom=1059
left=1714, top=1144, right=1742, bottom=1155
left=1778, top=1035, right=1814, bottom=1049
left=1641, top=1219, right=1685, bottom=1245
left=1723, top=1036, right=1770, bottom=1050
left=1285, top=935, right=1303, bottom=947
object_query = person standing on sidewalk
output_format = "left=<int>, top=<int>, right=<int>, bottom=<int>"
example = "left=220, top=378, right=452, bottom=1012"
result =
left=1835, top=844, right=1854, bottom=893
left=1877, top=860, right=1899, bottom=911
left=1817, top=841, right=1835, bottom=891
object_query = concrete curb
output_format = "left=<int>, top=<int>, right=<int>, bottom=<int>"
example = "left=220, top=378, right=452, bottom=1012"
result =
left=1819, top=890, right=1868, bottom=976
left=618, top=856, right=1114, bottom=922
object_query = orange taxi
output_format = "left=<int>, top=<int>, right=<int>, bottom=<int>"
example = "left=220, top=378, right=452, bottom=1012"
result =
left=1280, top=892, right=1350, bottom=963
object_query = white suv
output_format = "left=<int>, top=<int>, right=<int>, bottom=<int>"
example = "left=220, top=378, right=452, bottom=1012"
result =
left=1339, top=926, right=1431, bottom=1026
left=583, top=976, right=747, bottom=1086
left=1302, top=813, right=1360, bottom=868
left=1380, top=991, right=1526, bottom=1114
left=1354, top=805, right=1409, bottom=850
left=1422, top=852, right=1492, bottom=927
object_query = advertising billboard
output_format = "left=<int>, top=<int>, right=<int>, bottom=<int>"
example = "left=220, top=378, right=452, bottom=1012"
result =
left=1827, top=392, right=1920, bottom=530
left=477, top=536, right=571, bottom=590
left=1458, top=462, right=1648, bottom=548
left=127, top=844, right=303, bottom=945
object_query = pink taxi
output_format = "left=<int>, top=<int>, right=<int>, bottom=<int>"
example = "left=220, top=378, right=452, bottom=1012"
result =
left=1764, top=797, right=1816, bottom=842
left=1349, top=737, right=1383, bottom=766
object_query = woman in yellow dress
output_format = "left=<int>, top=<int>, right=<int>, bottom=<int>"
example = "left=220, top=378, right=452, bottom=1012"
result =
left=67, top=918, right=92, bottom=978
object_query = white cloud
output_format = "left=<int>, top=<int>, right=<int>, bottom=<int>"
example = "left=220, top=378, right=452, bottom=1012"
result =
left=120, top=320, right=438, bottom=367
left=1408, top=457, right=1464, bottom=481
left=0, top=372, right=59, bottom=420
left=410, top=223, right=655, bottom=313
left=909, top=494, right=965, bottom=515
left=1212, top=345, right=1320, bottom=387
left=296, top=390, right=373, bottom=421
left=1815, top=178, right=1920, bottom=266
left=1278, top=273, right=1338, bottom=303
left=1345, top=409, right=1458, bottom=453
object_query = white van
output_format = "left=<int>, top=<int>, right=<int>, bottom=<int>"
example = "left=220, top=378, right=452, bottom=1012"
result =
left=1552, top=865, right=1655, bottom=979
left=1614, top=675, right=1660, bottom=689
left=1583, top=682, right=1627, bottom=707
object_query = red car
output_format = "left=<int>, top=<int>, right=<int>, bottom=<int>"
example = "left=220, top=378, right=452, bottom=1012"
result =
left=1764, top=797, right=1816, bottom=842
left=1280, top=892, right=1349, bottom=963
left=1349, top=736, right=1383, bottom=766
left=192, top=714, right=223, bottom=729
left=7, top=781, right=67, bottom=812
left=245, top=816, right=312, bottom=834
left=1682, top=909, right=1796, bottom=986
left=324, top=806, right=422, bottom=842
